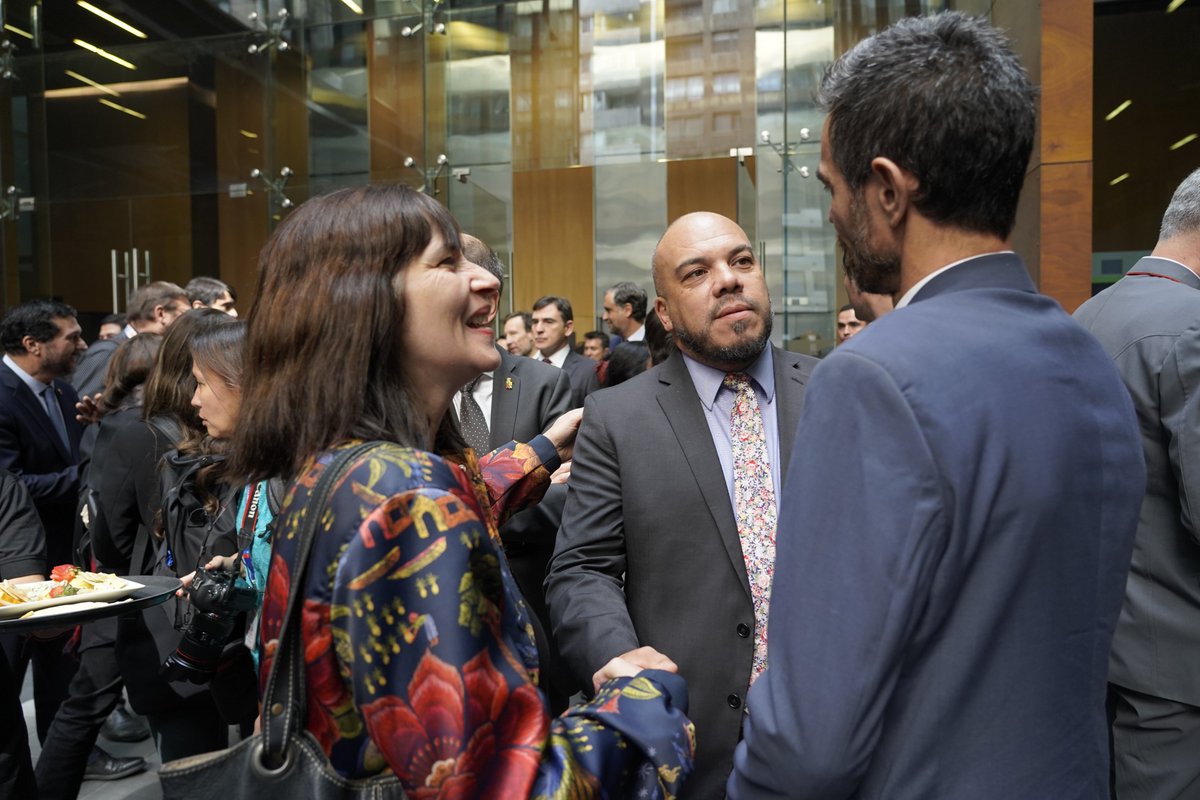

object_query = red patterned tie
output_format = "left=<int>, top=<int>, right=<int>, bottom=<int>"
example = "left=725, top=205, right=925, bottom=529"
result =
left=723, top=372, right=776, bottom=682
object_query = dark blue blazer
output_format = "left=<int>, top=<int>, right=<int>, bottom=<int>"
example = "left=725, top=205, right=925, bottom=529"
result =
left=729, top=254, right=1144, bottom=799
left=0, top=361, right=83, bottom=565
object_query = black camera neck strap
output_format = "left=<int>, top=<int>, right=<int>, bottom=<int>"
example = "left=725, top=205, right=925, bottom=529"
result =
left=261, top=440, right=384, bottom=767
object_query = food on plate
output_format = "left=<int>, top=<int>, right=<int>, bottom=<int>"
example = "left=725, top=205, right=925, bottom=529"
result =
left=0, top=566, right=129, bottom=605
left=0, top=581, right=26, bottom=605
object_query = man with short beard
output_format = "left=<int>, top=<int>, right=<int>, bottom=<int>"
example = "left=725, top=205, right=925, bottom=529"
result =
left=728, top=13, right=1143, bottom=799
left=546, top=211, right=818, bottom=798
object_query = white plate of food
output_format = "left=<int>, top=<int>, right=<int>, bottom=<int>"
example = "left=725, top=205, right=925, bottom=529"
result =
left=0, top=568, right=144, bottom=620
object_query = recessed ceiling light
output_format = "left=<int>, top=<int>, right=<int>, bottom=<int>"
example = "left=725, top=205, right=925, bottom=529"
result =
left=1170, top=133, right=1197, bottom=151
left=99, top=98, right=146, bottom=119
left=1104, top=100, right=1132, bottom=121
left=73, top=38, right=136, bottom=69
left=1109, top=173, right=1131, bottom=186
left=77, top=1, right=148, bottom=38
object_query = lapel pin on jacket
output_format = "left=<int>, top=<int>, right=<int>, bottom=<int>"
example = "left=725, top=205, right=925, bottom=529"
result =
left=505, top=377, right=513, bottom=390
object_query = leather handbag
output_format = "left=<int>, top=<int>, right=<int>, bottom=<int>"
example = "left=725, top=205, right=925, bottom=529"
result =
left=159, top=441, right=407, bottom=799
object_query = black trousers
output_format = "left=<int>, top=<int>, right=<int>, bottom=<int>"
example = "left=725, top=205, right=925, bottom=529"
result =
left=0, top=629, right=78, bottom=744
left=35, top=619, right=125, bottom=800
left=0, top=652, right=36, bottom=798
left=1109, top=682, right=1200, bottom=800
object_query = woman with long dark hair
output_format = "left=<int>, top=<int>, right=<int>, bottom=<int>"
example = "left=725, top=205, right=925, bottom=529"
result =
left=227, top=185, right=693, bottom=797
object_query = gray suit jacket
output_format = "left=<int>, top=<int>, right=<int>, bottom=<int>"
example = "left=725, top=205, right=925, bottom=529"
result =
left=70, top=333, right=125, bottom=399
left=561, top=349, right=600, bottom=409
left=546, top=345, right=817, bottom=798
left=1074, top=256, right=1200, bottom=705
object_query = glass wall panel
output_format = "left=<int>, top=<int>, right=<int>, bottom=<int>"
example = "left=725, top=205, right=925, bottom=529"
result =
left=593, top=160, right=665, bottom=329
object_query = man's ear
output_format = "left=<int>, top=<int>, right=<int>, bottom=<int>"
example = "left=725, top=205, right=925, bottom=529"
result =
left=565, top=319, right=575, bottom=336
left=20, top=335, right=39, bottom=356
left=654, top=297, right=674, bottom=333
left=869, top=157, right=918, bottom=229
left=191, top=299, right=205, bottom=309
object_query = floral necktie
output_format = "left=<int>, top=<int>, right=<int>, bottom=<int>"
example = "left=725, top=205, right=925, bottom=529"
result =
left=723, top=372, right=776, bottom=682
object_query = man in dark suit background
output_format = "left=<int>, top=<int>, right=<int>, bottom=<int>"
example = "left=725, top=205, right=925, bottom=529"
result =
left=71, top=280, right=188, bottom=399
left=0, top=299, right=87, bottom=743
left=1074, top=167, right=1200, bottom=799
left=728, top=14, right=1144, bottom=799
left=547, top=211, right=818, bottom=797
left=530, top=295, right=599, bottom=408
left=461, top=236, right=575, bottom=711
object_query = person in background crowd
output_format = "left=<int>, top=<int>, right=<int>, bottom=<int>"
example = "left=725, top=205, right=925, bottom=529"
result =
left=35, top=335, right=160, bottom=797
left=0, top=470, right=48, bottom=798
left=72, top=282, right=189, bottom=399
left=97, top=313, right=125, bottom=342
left=0, top=300, right=88, bottom=750
left=502, top=311, right=535, bottom=357
left=228, top=184, right=694, bottom=797
left=1074, top=167, right=1200, bottom=800
left=603, top=341, right=649, bottom=387
left=582, top=330, right=611, bottom=362
left=184, top=277, right=238, bottom=317
left=834, top=303, right=866, bottom=345
left=602, top=281, right=648, bottom=342
left=531, top=295, right=600, bottom=408
left=728, top=14, right=1143, bottom=798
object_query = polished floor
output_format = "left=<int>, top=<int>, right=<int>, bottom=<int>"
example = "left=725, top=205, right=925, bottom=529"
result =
left=21, top=672, right=164, bottom=800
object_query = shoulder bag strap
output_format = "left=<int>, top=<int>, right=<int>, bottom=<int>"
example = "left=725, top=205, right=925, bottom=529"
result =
left=261, top=441, right=382, bottom=766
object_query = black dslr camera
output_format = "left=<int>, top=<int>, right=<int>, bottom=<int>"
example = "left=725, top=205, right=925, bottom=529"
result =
left=161, top=566, right=258, bottom=684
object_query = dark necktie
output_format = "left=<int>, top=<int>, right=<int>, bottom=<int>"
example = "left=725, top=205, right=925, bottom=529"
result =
left=542, top=356, right=553, bottom=365
left=459, top=375, right=491, bottom=455
left=41, top=384, right=70, bottom=452
left=724, top=372, right=776, bottom=683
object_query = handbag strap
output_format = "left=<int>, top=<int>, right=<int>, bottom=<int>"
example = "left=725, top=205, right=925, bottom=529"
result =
left=261, top=441, right=382, bottom=766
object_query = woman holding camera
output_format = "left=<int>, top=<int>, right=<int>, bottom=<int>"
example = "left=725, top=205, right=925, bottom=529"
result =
left=224, top=185, right=693, bottom=797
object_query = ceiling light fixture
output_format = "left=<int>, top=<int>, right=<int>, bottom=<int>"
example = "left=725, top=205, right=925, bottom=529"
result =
left=1170, top=133, right=1198, bottom=151
left=1109, top=173, right=1130, bottom=186
left=99, top=98, right=146, bottom=119
left=65, top=69, right=120, bottom=96
left=73, top=38, right=136, bottom=69
left=1166, top=0, right=1188, bottom=12
left=3, top=24, right=33, bottom=40
left=240, top=129, right=259, bottom=138
left=77, top=1, right=148, bottom=38
left=340, top=0, right=365, bottom=13
left=1104, top=100, right=1132, bottom=121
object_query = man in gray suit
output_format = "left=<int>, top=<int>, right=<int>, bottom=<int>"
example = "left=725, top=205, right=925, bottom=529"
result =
left=71, top=281, right=188, bottom=399
left=1074, top=167, right=1200, bottom=799
left=546, top=211, right=818, bottom=798
left=461, top=235, right=575, bottom=711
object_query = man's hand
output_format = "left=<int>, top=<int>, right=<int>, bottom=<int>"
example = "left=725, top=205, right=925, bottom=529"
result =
left=543, top=408, right=583, bottom=463
left=74, top=392, right=104, bottom=425
left=592, top=645, right=678, bottom=693
left=549, top=460, right=572, bottom=485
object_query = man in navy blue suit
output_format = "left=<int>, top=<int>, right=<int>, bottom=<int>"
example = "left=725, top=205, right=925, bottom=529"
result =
left=728, top=13, right=1145, bottom=799
left=0, top=299, right=87, bottom=746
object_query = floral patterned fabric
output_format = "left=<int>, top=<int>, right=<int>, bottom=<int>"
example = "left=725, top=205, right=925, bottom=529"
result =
left=260, top=438, right=695, bottom=799
left=724, top=372, right=776, bottom=683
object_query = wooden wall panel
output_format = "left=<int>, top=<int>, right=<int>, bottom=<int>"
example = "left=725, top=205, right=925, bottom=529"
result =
left=369, top=19, right=427, bottom=185
left=215, top=54, right=270, bottom=310
left=994, top=0, right=1093, bottom=311
left=666, top=157, right=740, bottom=223
left=1039, top=162, right=1092, bottom=310
left=512, top=167, right=594, bottom=325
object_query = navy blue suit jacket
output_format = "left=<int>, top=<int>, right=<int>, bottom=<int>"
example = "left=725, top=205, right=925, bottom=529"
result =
left=728, top=254, right=1144, bottom=799
left=0, top=362, right=83, bottom=565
